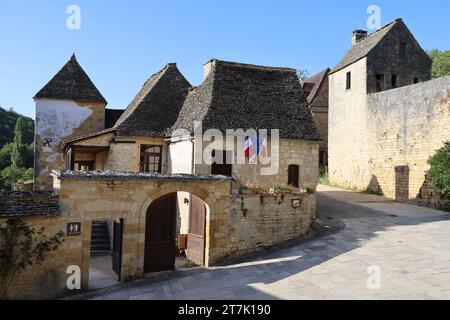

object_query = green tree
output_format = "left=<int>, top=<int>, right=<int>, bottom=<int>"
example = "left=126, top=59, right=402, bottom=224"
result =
left=297, top=69, right=310, bottom=81
left=0, top=143, right=13, bottom=171
left=427, top=142, right=450, bottom=198
left=428, top=49, right=450, bottom=78
left=0, top=219, right=64, bottom=299
left=11, top=118, right=28, bottom=168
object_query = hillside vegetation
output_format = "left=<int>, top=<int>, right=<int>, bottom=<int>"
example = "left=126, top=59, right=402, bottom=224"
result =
left=0, top=106, right=34, bottom=190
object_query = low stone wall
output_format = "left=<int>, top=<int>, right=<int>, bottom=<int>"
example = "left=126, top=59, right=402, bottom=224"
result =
left=221, top=192, right=316, bottom=260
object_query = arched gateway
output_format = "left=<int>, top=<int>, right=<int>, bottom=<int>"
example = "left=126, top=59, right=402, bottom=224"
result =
left=51, top=170, right=233, bottom=290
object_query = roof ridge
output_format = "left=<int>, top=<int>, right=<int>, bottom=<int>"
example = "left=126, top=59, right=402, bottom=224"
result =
left=207, top=59, right=297, bottom=73
left=114, top=64, right=172, bottom=128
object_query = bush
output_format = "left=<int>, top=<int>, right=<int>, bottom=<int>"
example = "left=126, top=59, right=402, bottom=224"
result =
left=0, top=219, right=64, bottom=299
left=0, top=167, right=33, bottom=191
left=427, top=142, right=450, bottom=198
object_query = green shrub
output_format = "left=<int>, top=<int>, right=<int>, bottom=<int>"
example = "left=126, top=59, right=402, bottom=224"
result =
left=427, top=142, right=450, bottom=198
left=0, top=167, right=33, bottom=191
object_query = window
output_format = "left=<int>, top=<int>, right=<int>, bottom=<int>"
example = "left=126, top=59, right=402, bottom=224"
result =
left=346, top=72, right=351, bottom=90
left=391, top=74, right=398, bottom=88
left=211, top=150, right=232, bottom=177
left=413, top=77, right=419, bottom=84
left=288, top=165, right=300, bottom=188
left=375, top=74, right=384, bottom=92
left=399, top=42, right=407, bottom=59
left=75, top=161, right=94, bottom=172
left=140, top=145, right=162, bottom=173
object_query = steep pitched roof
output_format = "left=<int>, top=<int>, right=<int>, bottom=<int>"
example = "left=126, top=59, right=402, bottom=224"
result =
left=114, top=63, right=191, bottom=137
left=34, top=54, right=107, bottom=104
left=303, top=68, right=330, bottom=106
left=172, top=60, right=321, bottom=141
left=330, top=19, right=401, bottom=74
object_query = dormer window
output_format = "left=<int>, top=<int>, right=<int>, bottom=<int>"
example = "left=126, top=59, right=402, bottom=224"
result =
left=400, top=42, right=407, bottom=59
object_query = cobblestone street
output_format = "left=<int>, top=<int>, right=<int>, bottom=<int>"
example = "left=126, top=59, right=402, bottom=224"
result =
left=71, top=185, right=450, bottom=300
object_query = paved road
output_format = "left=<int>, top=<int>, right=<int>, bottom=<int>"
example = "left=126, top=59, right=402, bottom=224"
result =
left=75, top=185, right=450, bottom=300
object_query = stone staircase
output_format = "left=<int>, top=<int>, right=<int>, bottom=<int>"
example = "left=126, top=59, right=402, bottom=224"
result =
left=90, top=221, right=111, bottom=255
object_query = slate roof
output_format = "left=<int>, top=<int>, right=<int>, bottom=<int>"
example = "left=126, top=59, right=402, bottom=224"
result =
left=105, top=109, right=125, bottom=129
left=172, top=60, right=321, bottom=141
left=34, top=54, right=107, bottom=104
left=61, top=127, right=116, bottom=151
left=0, top=191, right=59, bottom=218
left=303, top=68, right=330, bottom=107
left=52, top=170, right=234, bottom=182
left=114, top=63, right=191, bottom=137
left=330, top=19, right=401, bottom=74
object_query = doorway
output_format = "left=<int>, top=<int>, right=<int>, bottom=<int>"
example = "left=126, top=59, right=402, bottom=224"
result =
left=144, top=192, right=207, bottom=274
left=88, top=219, right=121, bottom=289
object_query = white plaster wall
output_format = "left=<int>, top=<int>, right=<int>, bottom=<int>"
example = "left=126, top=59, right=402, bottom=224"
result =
left=169, top=137, right=194, bottom=235
left=36, top=99, right=94, bottom=145
left=328, top=58, right=371, bottom=189
left=35, top=99, right=94, bottom=189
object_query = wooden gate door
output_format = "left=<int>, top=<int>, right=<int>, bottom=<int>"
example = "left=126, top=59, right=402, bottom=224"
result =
left=187, top=195, right=206, bottom=266
left=144, top=193, right=177, bottom=273
left=112, top=219, right=123, bottom=279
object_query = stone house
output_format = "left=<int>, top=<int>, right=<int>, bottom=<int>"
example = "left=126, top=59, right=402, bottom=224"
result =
left=328, top=18, right=450, bottom=207
left=1, top=56, right=321, bottom=298
left=302, top=68, right=330, bottom=170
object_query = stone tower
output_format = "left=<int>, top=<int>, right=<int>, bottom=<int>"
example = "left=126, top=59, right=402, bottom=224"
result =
left=34, top=54, right=107, bottom=190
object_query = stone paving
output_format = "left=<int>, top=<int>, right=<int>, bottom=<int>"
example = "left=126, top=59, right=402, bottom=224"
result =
left=72, top=185, right=450, bottom=300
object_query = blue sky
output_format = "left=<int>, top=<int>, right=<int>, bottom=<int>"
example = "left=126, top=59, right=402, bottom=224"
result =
left=1, top=0, right=449, bottom=118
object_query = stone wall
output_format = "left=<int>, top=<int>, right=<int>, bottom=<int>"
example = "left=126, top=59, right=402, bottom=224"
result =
left=195, top=139, right=319, bottom=191
left=224, top=192, right=315, bottom=259
left=366, top=21, right=432, bottom=94
left=3, top=170, right=318, bottom=299
left=366, top=76, right=450, bottom=206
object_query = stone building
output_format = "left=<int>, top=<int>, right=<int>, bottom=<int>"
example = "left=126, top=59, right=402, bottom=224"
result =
left=1, top=57, right=320, bottom=299
left=328, top=18, right=450, bottom=207
left=303, top=68, right=330, bottom=170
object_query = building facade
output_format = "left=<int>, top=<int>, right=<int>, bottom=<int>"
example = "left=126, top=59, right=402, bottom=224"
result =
left=1, top=56, right=320, bottom=299
left=328, top=18, right=450, bottom=208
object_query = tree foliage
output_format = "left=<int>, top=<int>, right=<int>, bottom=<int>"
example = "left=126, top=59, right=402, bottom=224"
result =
left=428, top=49, right=450, bottom=78
left=0, top=107, right=34, bottom=149
left=427, top=142, right=450, bottom=198
left=11, top=118, right=28, bottom=168
left=0, top=219, right=64, bottom=299
left=0, top=109, right=34, bottom=191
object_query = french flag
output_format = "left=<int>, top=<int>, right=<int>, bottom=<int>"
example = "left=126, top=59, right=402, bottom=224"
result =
left=244, top=136, right=254, bottom=159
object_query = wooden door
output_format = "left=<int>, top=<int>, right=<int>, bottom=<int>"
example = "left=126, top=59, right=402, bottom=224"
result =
left=112, top=219, right=123, bottom=279
left=144, top=193, right=177, bottom=273
left=187, top=195, right=206, bottom=266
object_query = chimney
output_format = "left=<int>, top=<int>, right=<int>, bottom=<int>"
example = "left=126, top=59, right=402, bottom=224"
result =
left=352, top=29, right=368, bottom=46
left=203, top=59, right=216, bottom=80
